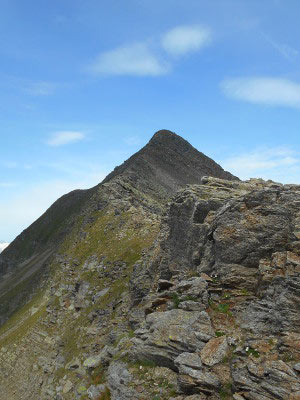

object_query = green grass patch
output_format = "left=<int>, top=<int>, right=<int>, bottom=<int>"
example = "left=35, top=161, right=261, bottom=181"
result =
left=246, top=347, right=260, bottom=358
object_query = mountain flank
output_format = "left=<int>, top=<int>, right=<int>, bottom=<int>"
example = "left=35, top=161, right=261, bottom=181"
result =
left=0, top=130, right=236, bottom=326
left=0, top=130, right=299, bottom=400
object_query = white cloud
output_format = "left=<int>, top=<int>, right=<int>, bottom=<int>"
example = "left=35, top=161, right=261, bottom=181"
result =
left=221, top=147, right=300, bottom=183
left=221, top=77, right=300, bottom=108
left=87, top=42, right=169, bottom=77
left=161, top=25, right=211, bottom=56
left=47, top=131, right=85, bottom=146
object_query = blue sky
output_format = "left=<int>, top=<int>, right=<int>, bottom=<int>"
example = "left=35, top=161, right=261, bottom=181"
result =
left=1, top=0, right=300, bottom=241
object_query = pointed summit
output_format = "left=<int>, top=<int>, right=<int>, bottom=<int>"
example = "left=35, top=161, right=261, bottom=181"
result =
left=149, top=129, right=191, bottom=146
left=103, top=129, right=238, bottom=196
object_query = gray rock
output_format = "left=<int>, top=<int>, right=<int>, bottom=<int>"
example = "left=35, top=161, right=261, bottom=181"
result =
left=293, top=362, right=300, bottom=372
left=83, top=354, right=102, bottom=369
left=131, top=309, right=214, bottom=370
left=62, top=380, right=73, bottom=394
left=87, top=384, right=107, bottom=399
left=176, top=277, right=207, bottom=296
left=107, top=362, right=140, bottom=400
left=174, top=352, right=203, bottom=371
left=178, top=368, right=220, bottom=395
left=83, top=346, right=115, bottom=369
left=65, top=357, right=80, bottom=370
left=232, top=359, right=300, bottom=400
left=178, top=301, right=205, bottom=311
left=92, top=288, right=109, bottom=303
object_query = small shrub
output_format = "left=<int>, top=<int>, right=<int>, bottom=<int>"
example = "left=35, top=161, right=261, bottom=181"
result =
left=240, top=288, right=249, bottom=296
left=282, top=351, right=294, bottom=362
left=181, top=295, right=198, bottom=302
left=222, top=292, right=231, bottom=300
left=171, top=293, right=180, bottom=308
left=215, top=331, right=225, bottom=337
left=138, top=359, right=157, bottom=368
left=219, top=382, right=232, bottom=399
left=128, top=329, right=135, bottom=338
left=217, top=303, right=230, bottom=313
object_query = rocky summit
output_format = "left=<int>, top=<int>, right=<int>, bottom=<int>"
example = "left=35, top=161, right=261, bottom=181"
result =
left=0, top=130, right=299, bottom=400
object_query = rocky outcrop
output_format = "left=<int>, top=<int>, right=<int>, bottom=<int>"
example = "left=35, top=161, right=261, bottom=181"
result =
left=127, top=177, right=300, bottom=399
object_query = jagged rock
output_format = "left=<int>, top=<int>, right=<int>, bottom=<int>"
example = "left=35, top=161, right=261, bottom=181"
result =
left=233, top=395, right=246, bottom=400
left=62, top=380, right=73, bottom=394
left=178, top=301, right=206, bottom=311
left=232, top=359, right=300, bottom=400
left=83, top=346, right=116, bottom=369
left=200, top=336, right=228, bottom=366
left=158, top=279, right=174, bottom=291
left=294, top=363, right=300, bottom=372
left=107, top=362, right=140, bottom=400
left=177, top=369, right=220, bottom=395
left=174, top=352, right=220, bottom=395
left=175, top=277, right=207, bottom=295
left=174, top=352, right=203, bottom=371
left=87, top=384, right=107, bottom=399
left=65, top=357, right=80, bottom=370
left=132, top=310, right=214, bottom=370
left=92, top=288, right=109, bottom=303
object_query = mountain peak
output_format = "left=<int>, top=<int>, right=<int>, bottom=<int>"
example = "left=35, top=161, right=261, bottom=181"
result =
left=149, top=129, right=189, bottom=147
left=150, top=129, right=177, bottom=140
left=102, top=129, right=238, bottom=200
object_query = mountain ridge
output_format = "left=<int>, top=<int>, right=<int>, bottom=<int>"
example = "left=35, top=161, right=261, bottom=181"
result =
left=0, top=130, right=238, bottom=327
left=0, top=130, right=299, bottom=399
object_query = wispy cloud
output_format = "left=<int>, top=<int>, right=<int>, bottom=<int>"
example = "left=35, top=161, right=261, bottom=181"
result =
left=123, top=136, right=143, bottom=146
left=262, top=33, right=299, bottom=61
left=0, top=76, right=58, bottom=96
left=0, top=182, right=15, bottom=188
left=47, top=131, right=85, bottom=147
left=87, top=42, right=169, bottom=77
left=221, top=147, right=300, bottom=183
left=221, top=77, right=300, bottom=108
left=161, top=25, right=211, bottom=56
left=2, top=161, right=18, bottom=168
left=24, top=81, right=57, bottom=96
